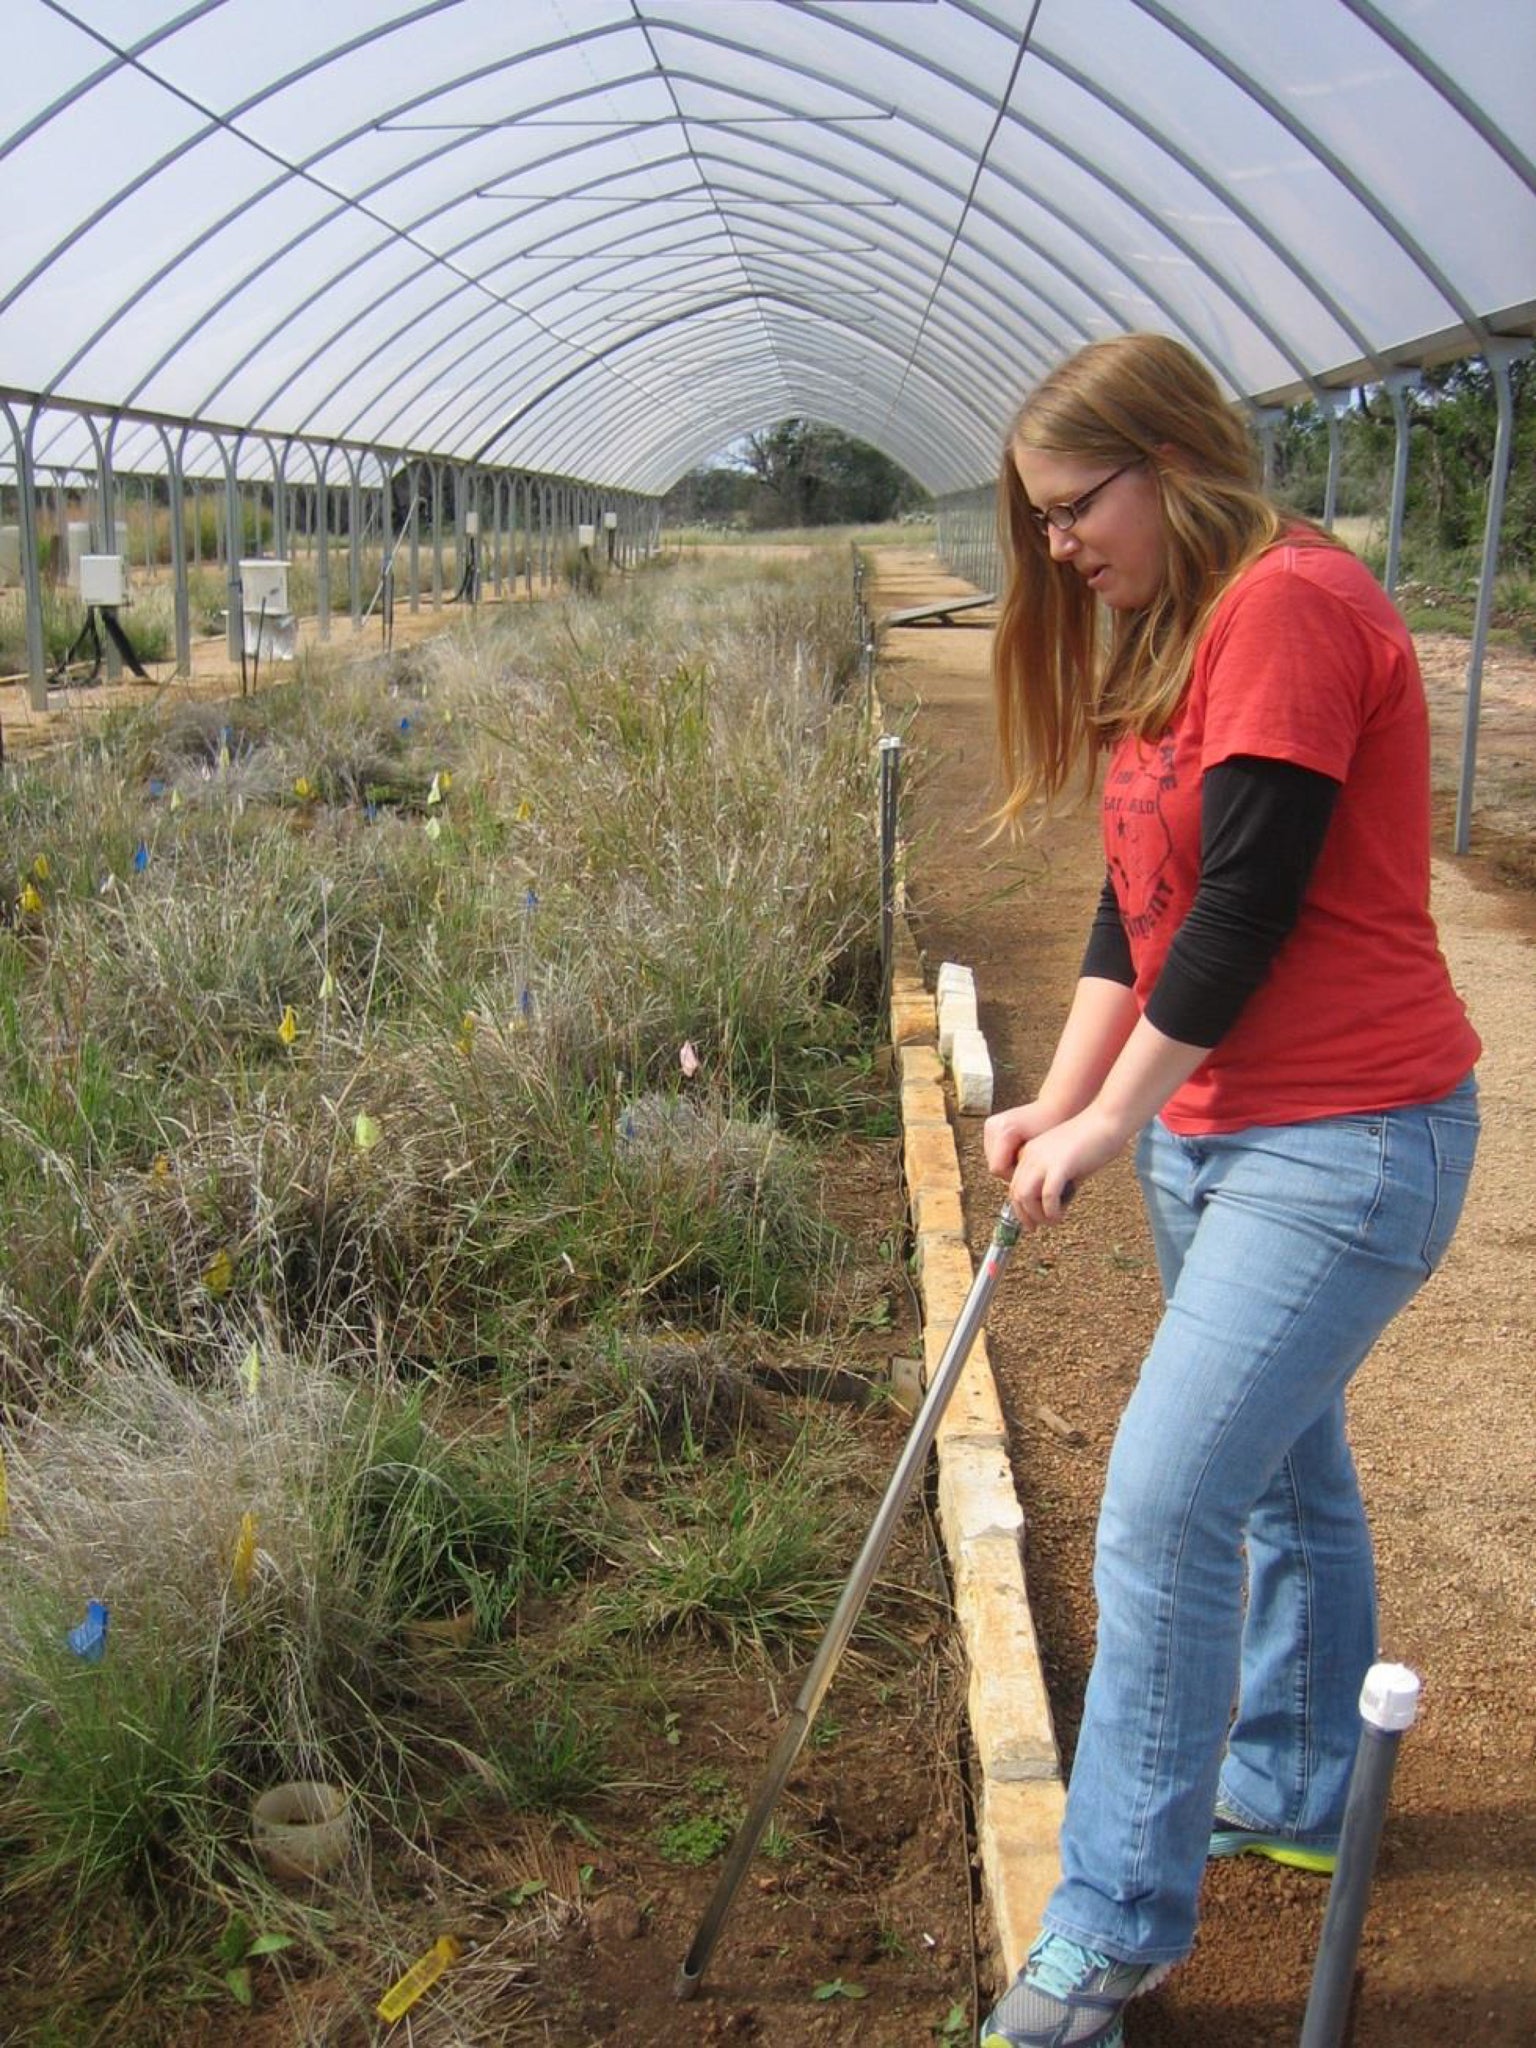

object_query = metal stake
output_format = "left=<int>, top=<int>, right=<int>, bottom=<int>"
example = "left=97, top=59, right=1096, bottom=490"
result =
left=878, top=733, right=902, bottom=1012
left=675, top=1201, right=1024, bottom=2000
left=1300, top=1662, right=1422, bottom=2048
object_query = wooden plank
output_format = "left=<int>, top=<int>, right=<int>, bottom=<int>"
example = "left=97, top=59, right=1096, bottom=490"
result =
left=882, top=593, right=996, bottom=628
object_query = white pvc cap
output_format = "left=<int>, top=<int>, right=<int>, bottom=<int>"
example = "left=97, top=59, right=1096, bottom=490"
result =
left=1359, top=1661, right=1421, bottom=1732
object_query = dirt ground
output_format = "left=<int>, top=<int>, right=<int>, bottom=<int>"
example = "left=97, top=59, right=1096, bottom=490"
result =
left=873, top=543, right=1536, bottom=2045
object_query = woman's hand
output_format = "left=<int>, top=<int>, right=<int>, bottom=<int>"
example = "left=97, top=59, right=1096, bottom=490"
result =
left=983, top=978, right=1143, bottom=1187
left=1006, top=1103, right=1134, bottom=1229
left=982, top=987, right=1210, bottom=1230
left=983, top=1099, right=1066, bottom=1180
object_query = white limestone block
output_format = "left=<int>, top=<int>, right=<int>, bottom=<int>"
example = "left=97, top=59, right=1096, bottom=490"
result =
left=952, top=1025, right=994, bottom=1114
left=938, top=988, right=978, bottom=1058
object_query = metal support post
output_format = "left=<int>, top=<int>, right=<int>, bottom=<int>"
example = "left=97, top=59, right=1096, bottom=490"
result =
left=98, top=420, right=125, bottom=683
left=1382, top=373, right=1417, bottom=598
left=378, top=453, right=393, bottom=629
left=50, top=471, right=66, bottom=586
left=158, top=425, right=190, bottom=676
left=272, top=445, right=288, bottom=560
left=1300, top=1663, right=1421, bottom=2048
left=1319, top=391, right=1345, bottom=532
left=347, top=457, right=363, bottom=628
left=315, top=457, right=332, bottom=640
left=4, top=399, right=49, bottom=711
left=1249, top=406, right=1285, bottom=495
left=223, top=439, right=244, bottom=664
left=431, top=462, right=444, bottom=606
left=408, top=461, right=422, bottom=611
left=1455, top=341, right=1529, bottom=854
left=878, top=734, right=902, bottom=1014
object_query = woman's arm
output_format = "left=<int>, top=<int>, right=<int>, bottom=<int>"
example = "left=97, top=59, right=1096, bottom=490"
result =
left=1003, top=1015, right=1211, bottom=1226
left=1002, top=755, right=1342, bottom=1226
left=982, top=973, right=1141, bottom=1180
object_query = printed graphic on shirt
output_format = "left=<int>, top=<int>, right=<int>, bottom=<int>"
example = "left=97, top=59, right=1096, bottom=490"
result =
left=1103, top=735, right=1180, bottom=943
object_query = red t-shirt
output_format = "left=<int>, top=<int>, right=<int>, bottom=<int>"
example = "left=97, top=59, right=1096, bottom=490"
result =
left=1101, top=541, right=1480, bottom=1134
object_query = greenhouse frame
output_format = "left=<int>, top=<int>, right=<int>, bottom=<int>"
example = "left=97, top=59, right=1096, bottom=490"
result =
left=3, top=1, right=1533, bottom=839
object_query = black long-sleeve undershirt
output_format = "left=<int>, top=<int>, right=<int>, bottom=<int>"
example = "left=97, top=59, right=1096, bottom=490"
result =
left=1079, top=754, right=1342, bottom=1049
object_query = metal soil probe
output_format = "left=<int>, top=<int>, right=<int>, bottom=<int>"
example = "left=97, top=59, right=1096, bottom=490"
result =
left=675, top=1198, right=1024, bottom=2001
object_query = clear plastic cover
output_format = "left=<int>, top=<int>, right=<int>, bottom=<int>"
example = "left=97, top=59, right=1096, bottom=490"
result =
left=4, top=1, right=1532, bottom=492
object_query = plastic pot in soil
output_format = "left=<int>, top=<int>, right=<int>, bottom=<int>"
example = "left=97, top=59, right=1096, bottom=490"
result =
left=251, top=1780, right=353, bottom=1881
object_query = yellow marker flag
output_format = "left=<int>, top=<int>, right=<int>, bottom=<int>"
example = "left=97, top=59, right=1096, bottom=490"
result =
left=439, top=770, right=452, bottom=793
left=353, top=1111, right=381, bottom=1153
left=294, top=776, right=314, bottom=800
left=203, top=1249, right=234, bottom=1298
left=277, top=1005, right=299, bottom=1046
left=240, top=1341, right=261, bottom=1396
left=427, top=773, right=443, bottom=807
left=376, top=1936, right=460, bottom=2024
left=31, top=854, right=49, bottom=881
left=18, top=882, right=42, bottom=916
left=515, top=797, right=534, bottom=822
left=170, top=788, right=183, bottom=812
left=152, top=1153, right=172, bottom=1180
left=231, top=1512, right=258, bottom=1598
left=319, top=968, right=335, bottom=1000
left=454, top=1011, right=476, bottom=1056
left=424, top=816, right=442, bottom=842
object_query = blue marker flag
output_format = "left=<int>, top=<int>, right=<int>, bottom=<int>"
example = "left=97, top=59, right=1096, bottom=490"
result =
left=133, top=841, right=149, bottom=872
left=67, top=1600, right=109, bottom=1663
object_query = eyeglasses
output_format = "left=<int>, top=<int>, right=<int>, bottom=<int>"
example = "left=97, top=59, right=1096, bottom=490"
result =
left=1028, top=458, right=1144, bottom=534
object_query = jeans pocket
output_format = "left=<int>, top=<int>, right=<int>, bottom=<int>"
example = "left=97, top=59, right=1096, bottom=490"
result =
left=1421, top=1108, right=1479, bottom=1273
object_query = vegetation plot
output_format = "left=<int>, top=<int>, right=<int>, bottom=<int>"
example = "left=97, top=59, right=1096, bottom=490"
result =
left=0, top=551, right=952, bottom=2041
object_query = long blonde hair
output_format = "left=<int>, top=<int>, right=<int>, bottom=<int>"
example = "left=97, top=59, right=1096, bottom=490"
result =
left=991, top=333, right=1325, bottom=830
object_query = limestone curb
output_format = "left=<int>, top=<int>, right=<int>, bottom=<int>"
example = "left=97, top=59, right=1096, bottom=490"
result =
left=890, top=929, right=1063, bottom=1986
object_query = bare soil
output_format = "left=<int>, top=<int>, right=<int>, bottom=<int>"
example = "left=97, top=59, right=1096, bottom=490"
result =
left=873, top=544, right=1536, bottom=2046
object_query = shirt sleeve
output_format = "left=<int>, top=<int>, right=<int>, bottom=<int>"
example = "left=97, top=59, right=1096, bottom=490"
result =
left=1080, top=870, right=1135, bottom=985
left=1143, top=755, right=1341, bottom=1047
left=1198, top=551, right=1379, bottom=781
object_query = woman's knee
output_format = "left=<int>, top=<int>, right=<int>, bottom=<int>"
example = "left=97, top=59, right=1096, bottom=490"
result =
left=1095, top=1441, right=1244, bottom=1609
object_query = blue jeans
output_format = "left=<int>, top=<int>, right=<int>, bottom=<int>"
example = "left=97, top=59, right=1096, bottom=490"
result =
left=1042, top=1077, right=1479, bottom=1965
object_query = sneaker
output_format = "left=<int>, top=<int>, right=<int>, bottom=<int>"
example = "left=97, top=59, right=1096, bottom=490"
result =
left=978, top=1931, right=1173, bottom=2047
left=1208, top=1804, right=1338, bottom=1875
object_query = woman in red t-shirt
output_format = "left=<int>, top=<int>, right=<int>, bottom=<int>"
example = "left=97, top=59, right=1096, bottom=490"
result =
left=977, top=334, right=1479, bottom=2048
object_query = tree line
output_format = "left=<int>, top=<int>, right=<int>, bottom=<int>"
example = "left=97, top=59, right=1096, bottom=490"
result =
left=665, top=364, right=1532, bottom=604
left=1260, top=358, right=1532, bottom=591
left=662, top=420, right=931, bottom=530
